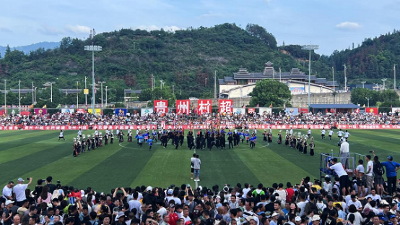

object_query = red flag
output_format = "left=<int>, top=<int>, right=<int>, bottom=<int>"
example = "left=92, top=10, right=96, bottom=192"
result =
left=154, top=100, right=168, bottom=113
left=176, top=100, right=190, bottom=115
left=197, top=99, right=212, bottom=114
left=219, top=100, right=233, bottom=113
left=366, top=107, right=378, bottom=115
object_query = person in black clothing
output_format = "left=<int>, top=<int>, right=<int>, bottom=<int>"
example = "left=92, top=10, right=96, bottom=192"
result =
left=321, top=199, right=337, bottom=225
left=161, top=134, right=168, bottom=148
left=68, top=205, right=82, bottom=225
left=46, top=176, right=56, bottom=194
left=228, top=134, right=233, bottom=149
left=220, top=134, right=226, bottom=150
left=175, top=133, right=180, bottom=150
left=187, top=131, right=194, bottom=149
left=209, top=134, right=215, bottom=151
left=179, top=131, right=184, bottom=146
left=196, top=136, right=201, bottom=150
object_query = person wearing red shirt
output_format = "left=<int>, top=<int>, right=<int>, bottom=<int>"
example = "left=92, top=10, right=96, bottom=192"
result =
left=286, top=182, right=294, bottom=203
left=168, top=204, right=179, bottom=225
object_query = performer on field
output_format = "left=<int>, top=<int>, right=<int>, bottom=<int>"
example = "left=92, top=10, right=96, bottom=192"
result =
left=309, top=138, right=315, bottom=156
left=337, top=129, right=343, bottom=140
left=307, top=128, right=312, bottom=138
left=321, top=128, right=326, bottom=139
left=147, top=136, right=153, bottom=151
left=277, top=130, right=282, bottom=144
left=110, top=130, right=114, bottom=144
left=344, top=130, right=350, bottom=140
left=329, top=128, right=334, bottom=140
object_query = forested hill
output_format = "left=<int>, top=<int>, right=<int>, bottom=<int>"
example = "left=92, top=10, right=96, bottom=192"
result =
left=281, top=30, right=400, bottom=87
left=0, top=23, right=304, bottom=101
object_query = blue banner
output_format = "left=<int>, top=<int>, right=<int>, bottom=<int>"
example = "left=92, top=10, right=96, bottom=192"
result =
left=115, top=108, right=127, bottom=116
left=285, top=108, right=299, bottom=116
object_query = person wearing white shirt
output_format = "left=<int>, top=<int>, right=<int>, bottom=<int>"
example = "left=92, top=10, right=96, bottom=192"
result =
left=347, top=195, right=363, bottom=211
left=128, top=192, right=142, bottom=219
left=344, top=130, right=350, bottom=140
left=2, top=181, right=14, bottom=200
left=307, top=128, right=311, bottom=138
left=13, top=178, right=32, bottom=207
left=327, top=158, right=349, bottom=196
left=364, top=189, right=381, bottom=202
left=365, top=155, right=374, bottom=194
left=355, top=160, right=366, bottom=197
left=242, top=183, right=251, bottom=199
left=321, top=129, right=326, bottom=139
left=340, top=140, right=350, bottom=169
left=337, top=129, right=343, bottom=139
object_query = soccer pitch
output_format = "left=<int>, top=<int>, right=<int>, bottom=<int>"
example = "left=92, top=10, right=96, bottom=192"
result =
left=0, top=129, right=398, bottom=192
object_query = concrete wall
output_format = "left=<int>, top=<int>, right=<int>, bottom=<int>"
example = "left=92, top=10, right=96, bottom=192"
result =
left=220, top=81, right=334, bottom=98
left=290, top=92, right=351, bottom=108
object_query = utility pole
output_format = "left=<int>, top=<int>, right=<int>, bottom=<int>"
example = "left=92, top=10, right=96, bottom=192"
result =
left=214, top=70, right=217, bottom=99
left=76, top=81, right=79, bottom=109
left=105, top=86, right=108, bottom=108
left=4, top=79, right=6, bottom=116
left=151, top=74, right=154, bottom=91
left=32, top=81, right=34, bottom=104
left=365, top=97, right=370, bottom=107
left=361, top=81, right=366, bottom=89
left=99, top=81, right=106, bottom=108
left=50, top=82, right=55, bottom=102
left=84, top=76, right=87, bottom=106
left=172, top=85, right=174, bottom=95
left=279, top=67, right=282, bottom=82
left=332, top=67, right=335, bottom=92
left=18, top=80, right=21, bottom=113
left=160, top=80, right=163, bottom=89
left=394, top=64, right=397, bottom=90
left=343, top=64, right=347, bottom=92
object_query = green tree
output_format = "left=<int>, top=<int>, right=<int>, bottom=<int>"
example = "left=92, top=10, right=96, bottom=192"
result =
left=248, top=79, right=291, bottom=107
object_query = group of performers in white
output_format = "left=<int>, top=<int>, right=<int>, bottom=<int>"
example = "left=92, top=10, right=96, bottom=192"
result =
left=57, top=126, right=355, bottom=156
left=283, top=128, right=316, bottom=156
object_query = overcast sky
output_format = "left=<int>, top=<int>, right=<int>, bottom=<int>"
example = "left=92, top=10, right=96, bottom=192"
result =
left=1, top=0, right=399, bottom=55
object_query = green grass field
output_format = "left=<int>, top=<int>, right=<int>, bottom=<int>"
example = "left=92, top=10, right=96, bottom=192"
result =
left=1, top=129, right=399, bottom=192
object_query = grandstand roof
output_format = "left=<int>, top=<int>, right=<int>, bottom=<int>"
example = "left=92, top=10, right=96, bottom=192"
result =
left=310, top=104, right=360, bottom=109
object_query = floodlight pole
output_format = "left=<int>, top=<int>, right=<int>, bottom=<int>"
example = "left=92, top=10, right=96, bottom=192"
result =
left=4, top=79, right=6, bottom=116
left=18, top=80, right=21, bottom=112
left=394, top=64, right=397, bottom=90
left=343, top=64, right=347, bottom=92
left=302, top=45, right=319, bottom=110
left=85, top=76, right=87, bottom=106
left=361, top=81, right=366, bottom=89
left=84, top=28, right=102, bottom=113
left=332, top=67, right=335, bottom=92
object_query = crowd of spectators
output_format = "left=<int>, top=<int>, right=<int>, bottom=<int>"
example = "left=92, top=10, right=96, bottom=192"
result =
left=0, top=111, right=399, bottom=127
left=2, top=171, right=400, bottom=225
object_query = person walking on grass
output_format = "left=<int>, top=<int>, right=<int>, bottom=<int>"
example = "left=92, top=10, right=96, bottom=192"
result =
left=147, top=136, right=153, bottom=151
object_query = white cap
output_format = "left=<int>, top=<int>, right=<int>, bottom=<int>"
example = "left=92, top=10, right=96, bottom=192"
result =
left=146, top=186, right=153, bottom=192
left=5, top=200, right=14, bottom=205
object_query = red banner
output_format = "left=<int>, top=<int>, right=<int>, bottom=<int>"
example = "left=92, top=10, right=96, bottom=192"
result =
left=366, top=107, right=378, bottom=115
left=176, top=100, right=190, bottom=115
left=248, top=108, right=255, bottom=114
left=197, top=99, right=212, bottom=114
left=34, top=108, right=47, bottom=114
left=299, top=108, right=309, bottom=113
left=76, top=109, right=86, bottom=114
left=154, top=100, right=168, bottom=113
left=219, top=100, right=233, bottom=113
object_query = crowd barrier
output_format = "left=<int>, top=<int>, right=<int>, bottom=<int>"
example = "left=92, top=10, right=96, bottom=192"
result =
left=0, top=124, right=400, bottom=131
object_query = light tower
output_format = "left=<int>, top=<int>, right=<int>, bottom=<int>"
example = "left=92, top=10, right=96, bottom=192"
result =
left=301, top=44, right=319, bottom=109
